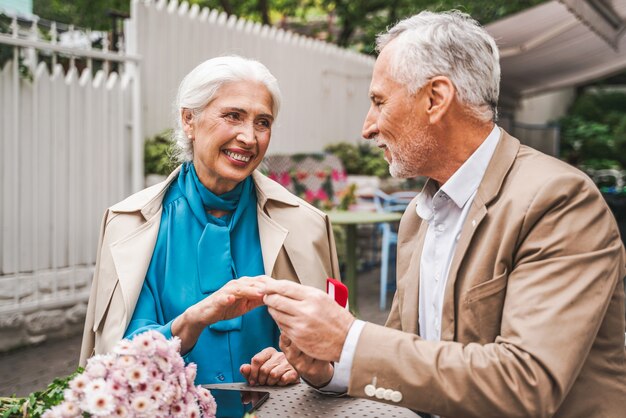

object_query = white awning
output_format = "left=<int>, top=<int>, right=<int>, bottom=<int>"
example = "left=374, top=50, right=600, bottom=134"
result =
left=487, top=0, right=626, bottom=102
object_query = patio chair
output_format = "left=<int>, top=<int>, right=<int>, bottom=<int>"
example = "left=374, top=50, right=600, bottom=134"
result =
left=373, top=190, right=416, bottom=310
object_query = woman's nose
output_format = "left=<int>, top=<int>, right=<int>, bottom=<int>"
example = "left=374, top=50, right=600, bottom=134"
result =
left=236, top=124, right=256, bottom=144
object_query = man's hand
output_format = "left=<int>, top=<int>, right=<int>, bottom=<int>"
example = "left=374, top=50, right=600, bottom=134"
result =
left=261, top=278, right=355, bottom=362
left=240, top=347, right=299, bottom=386
left=279, top=334, right=334, bottom=388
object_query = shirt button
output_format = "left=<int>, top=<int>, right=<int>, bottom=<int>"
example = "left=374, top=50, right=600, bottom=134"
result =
left=216, top=373, right=225, bottom=381
left=436, top=224, right=445, bottom=232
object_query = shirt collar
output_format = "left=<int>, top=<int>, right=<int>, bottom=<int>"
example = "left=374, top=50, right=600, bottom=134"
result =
left=440, top=124, right=501, bottom=208
left=415, top=125, right=500, bottom=219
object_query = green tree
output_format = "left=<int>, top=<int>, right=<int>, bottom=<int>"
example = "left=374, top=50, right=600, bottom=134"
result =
left=33, top=0, right=130, bottom=30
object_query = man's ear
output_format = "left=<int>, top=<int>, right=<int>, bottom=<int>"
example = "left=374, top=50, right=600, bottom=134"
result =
left=425, top=76, right=455, bottom=124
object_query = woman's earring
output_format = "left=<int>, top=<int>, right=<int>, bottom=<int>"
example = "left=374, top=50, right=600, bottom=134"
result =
left=188, top=134, right=193, bottom=140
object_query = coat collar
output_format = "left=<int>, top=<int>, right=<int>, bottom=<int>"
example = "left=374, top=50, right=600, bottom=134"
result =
left=109, top=167, right=300, bottom=220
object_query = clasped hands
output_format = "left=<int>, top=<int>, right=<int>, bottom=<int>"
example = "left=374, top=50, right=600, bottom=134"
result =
left=173, top=275, right=354, bottom=388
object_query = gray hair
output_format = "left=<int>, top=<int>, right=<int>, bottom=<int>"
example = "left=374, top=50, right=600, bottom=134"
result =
left=377, top=10, right=500, bottom=122
left=172, top=55, right=282, bottom=162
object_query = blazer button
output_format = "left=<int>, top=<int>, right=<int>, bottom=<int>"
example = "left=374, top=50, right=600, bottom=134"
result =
left=391, top=391, right=403, bottom=403
left=383, top=389, right=393, bottom=400
left=364, top=384, right=376, bottom=397
left=375, top=387, right=385, bottom=399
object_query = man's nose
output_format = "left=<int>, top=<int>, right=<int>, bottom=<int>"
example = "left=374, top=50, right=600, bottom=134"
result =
left=362, top=110, right=378, bottom=140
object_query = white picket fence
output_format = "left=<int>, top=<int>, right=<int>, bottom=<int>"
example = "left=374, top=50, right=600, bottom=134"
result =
left=0, top=15, right=138, bottom=345
left=129, top=0, right=375, bottom=154
left=0, top=1, right=375, bottom=347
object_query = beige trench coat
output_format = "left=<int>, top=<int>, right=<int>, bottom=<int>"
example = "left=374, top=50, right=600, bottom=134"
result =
left=80, top=169, right=340, bottom=364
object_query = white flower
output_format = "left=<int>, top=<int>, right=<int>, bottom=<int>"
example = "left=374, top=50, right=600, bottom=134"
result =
left=84, top=391, right=115, bottom=416
left=116, top=354, right=136, bottom=368
left=110, top=404, right=130, bottom=417
left=86, top=361, right=108, bottom=379
left=133, top=332, right=156, bottom=355
left=125, top=366, right=148, bottom=387
left=85, top=378, right=108, bottom=394
left=69, top=374, right=89, bottom=393
left=42, top=405, right=64, bottom=418
left=185, top=402, right=200, bottom=418
left=59, top=401, right=81, bottom=418
left=131, top=394, right=153, bottom=415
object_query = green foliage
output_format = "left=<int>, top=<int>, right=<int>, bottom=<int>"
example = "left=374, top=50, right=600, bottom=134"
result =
left=324, top=142, right=389, bottom=177
left=0, top=368, right=83, bottom=418
left=559, top=91, right=626, bottom=170
left=34, top=0, right=130, bottom=30
left=144, top=129, right=177, bottom=176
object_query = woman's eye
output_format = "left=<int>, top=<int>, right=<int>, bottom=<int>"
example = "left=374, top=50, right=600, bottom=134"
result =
left=256, top=119, right=271, bottom=129
left=224, top=112, right=241, bottom=121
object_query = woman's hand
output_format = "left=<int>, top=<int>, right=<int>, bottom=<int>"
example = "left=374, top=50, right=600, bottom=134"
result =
left=173, top=276, right=266, bottom=353
left=240, top=347, right=299, bottom=386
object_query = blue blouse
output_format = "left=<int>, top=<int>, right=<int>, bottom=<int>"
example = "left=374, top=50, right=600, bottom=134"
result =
left=125, top=163, right=279, bottom=385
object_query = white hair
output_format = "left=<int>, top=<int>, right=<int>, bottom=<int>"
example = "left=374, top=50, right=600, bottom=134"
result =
left=172, top=55, right=282, bottom=162
left=377, top=10, right=500, bottom=122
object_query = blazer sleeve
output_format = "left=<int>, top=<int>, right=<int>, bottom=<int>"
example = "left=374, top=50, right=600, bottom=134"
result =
left=348, top=173, right=625, bottom=417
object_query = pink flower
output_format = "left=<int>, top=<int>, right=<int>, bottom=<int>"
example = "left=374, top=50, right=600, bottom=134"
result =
left=84, top=391, right=115, bottom=416
left=316, top=188, right=329, bottom=201
left=125, top=365, right=148, bottom=387
left=305, top=189, right=316, bottom=203
left=130, top=394, right=153, bottom=415
left=51, top=331, right=216, bottom=418
left=332, top=169, right=347, bottom=181
left=279, top=172, right=291, bottom=187
left=133, top=332, right=156, bottom=355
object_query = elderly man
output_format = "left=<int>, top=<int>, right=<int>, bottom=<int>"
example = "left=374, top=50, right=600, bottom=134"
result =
left=261, top=10, right=626, bottom=418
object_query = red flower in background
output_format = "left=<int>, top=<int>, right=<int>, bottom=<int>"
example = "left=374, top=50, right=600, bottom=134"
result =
left=332, top=169, right=347, bottom=182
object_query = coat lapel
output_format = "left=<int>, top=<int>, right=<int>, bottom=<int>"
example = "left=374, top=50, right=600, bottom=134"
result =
left=107, top=167, right=179, bottom=322
left=252, top=171, right=301, bottom=279
left=440, top=130, right=520, bottom=341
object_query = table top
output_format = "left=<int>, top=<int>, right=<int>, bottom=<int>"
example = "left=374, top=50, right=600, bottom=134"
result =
left=326, top=210, right=403, bottom=225
left=203, top=382, right=419, bottom=418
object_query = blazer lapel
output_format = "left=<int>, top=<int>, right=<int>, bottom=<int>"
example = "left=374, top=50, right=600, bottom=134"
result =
left=440, top=129, right=520, bottom=341
left=396, top=200, right=428, bottom=335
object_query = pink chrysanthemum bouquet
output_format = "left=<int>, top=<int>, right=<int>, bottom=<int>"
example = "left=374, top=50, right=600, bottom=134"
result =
left=42, top=331, right=216, bottom=418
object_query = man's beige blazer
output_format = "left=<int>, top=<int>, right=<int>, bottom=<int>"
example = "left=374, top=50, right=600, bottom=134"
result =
left=349, top=130, right=626, bottom=417
left=80, top=169, right=340, bottom=365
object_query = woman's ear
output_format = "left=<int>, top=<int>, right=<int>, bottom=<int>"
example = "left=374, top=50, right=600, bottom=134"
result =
left=181, top=108, right=194, bottom=136
left=425, top=76, right=455, bottom=124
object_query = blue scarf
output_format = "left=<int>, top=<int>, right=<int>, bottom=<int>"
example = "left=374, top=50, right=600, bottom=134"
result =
left=181, top=163, right=262, bottom=331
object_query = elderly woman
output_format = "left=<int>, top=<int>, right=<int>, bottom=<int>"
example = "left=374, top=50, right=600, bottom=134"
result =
left=79, top=56, right=340, bottom=387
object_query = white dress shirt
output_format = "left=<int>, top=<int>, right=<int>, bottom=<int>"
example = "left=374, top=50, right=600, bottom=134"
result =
left=319, top=125, right=501, bottom=393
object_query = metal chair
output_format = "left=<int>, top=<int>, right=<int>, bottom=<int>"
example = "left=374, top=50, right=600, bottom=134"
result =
left=373, top=190, right=416, bottom=310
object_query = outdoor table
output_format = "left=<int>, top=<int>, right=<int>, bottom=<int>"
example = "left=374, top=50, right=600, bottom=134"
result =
left=326, top=210, right=403, bottom=312
left=204, top=382, right=419, bottom=417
